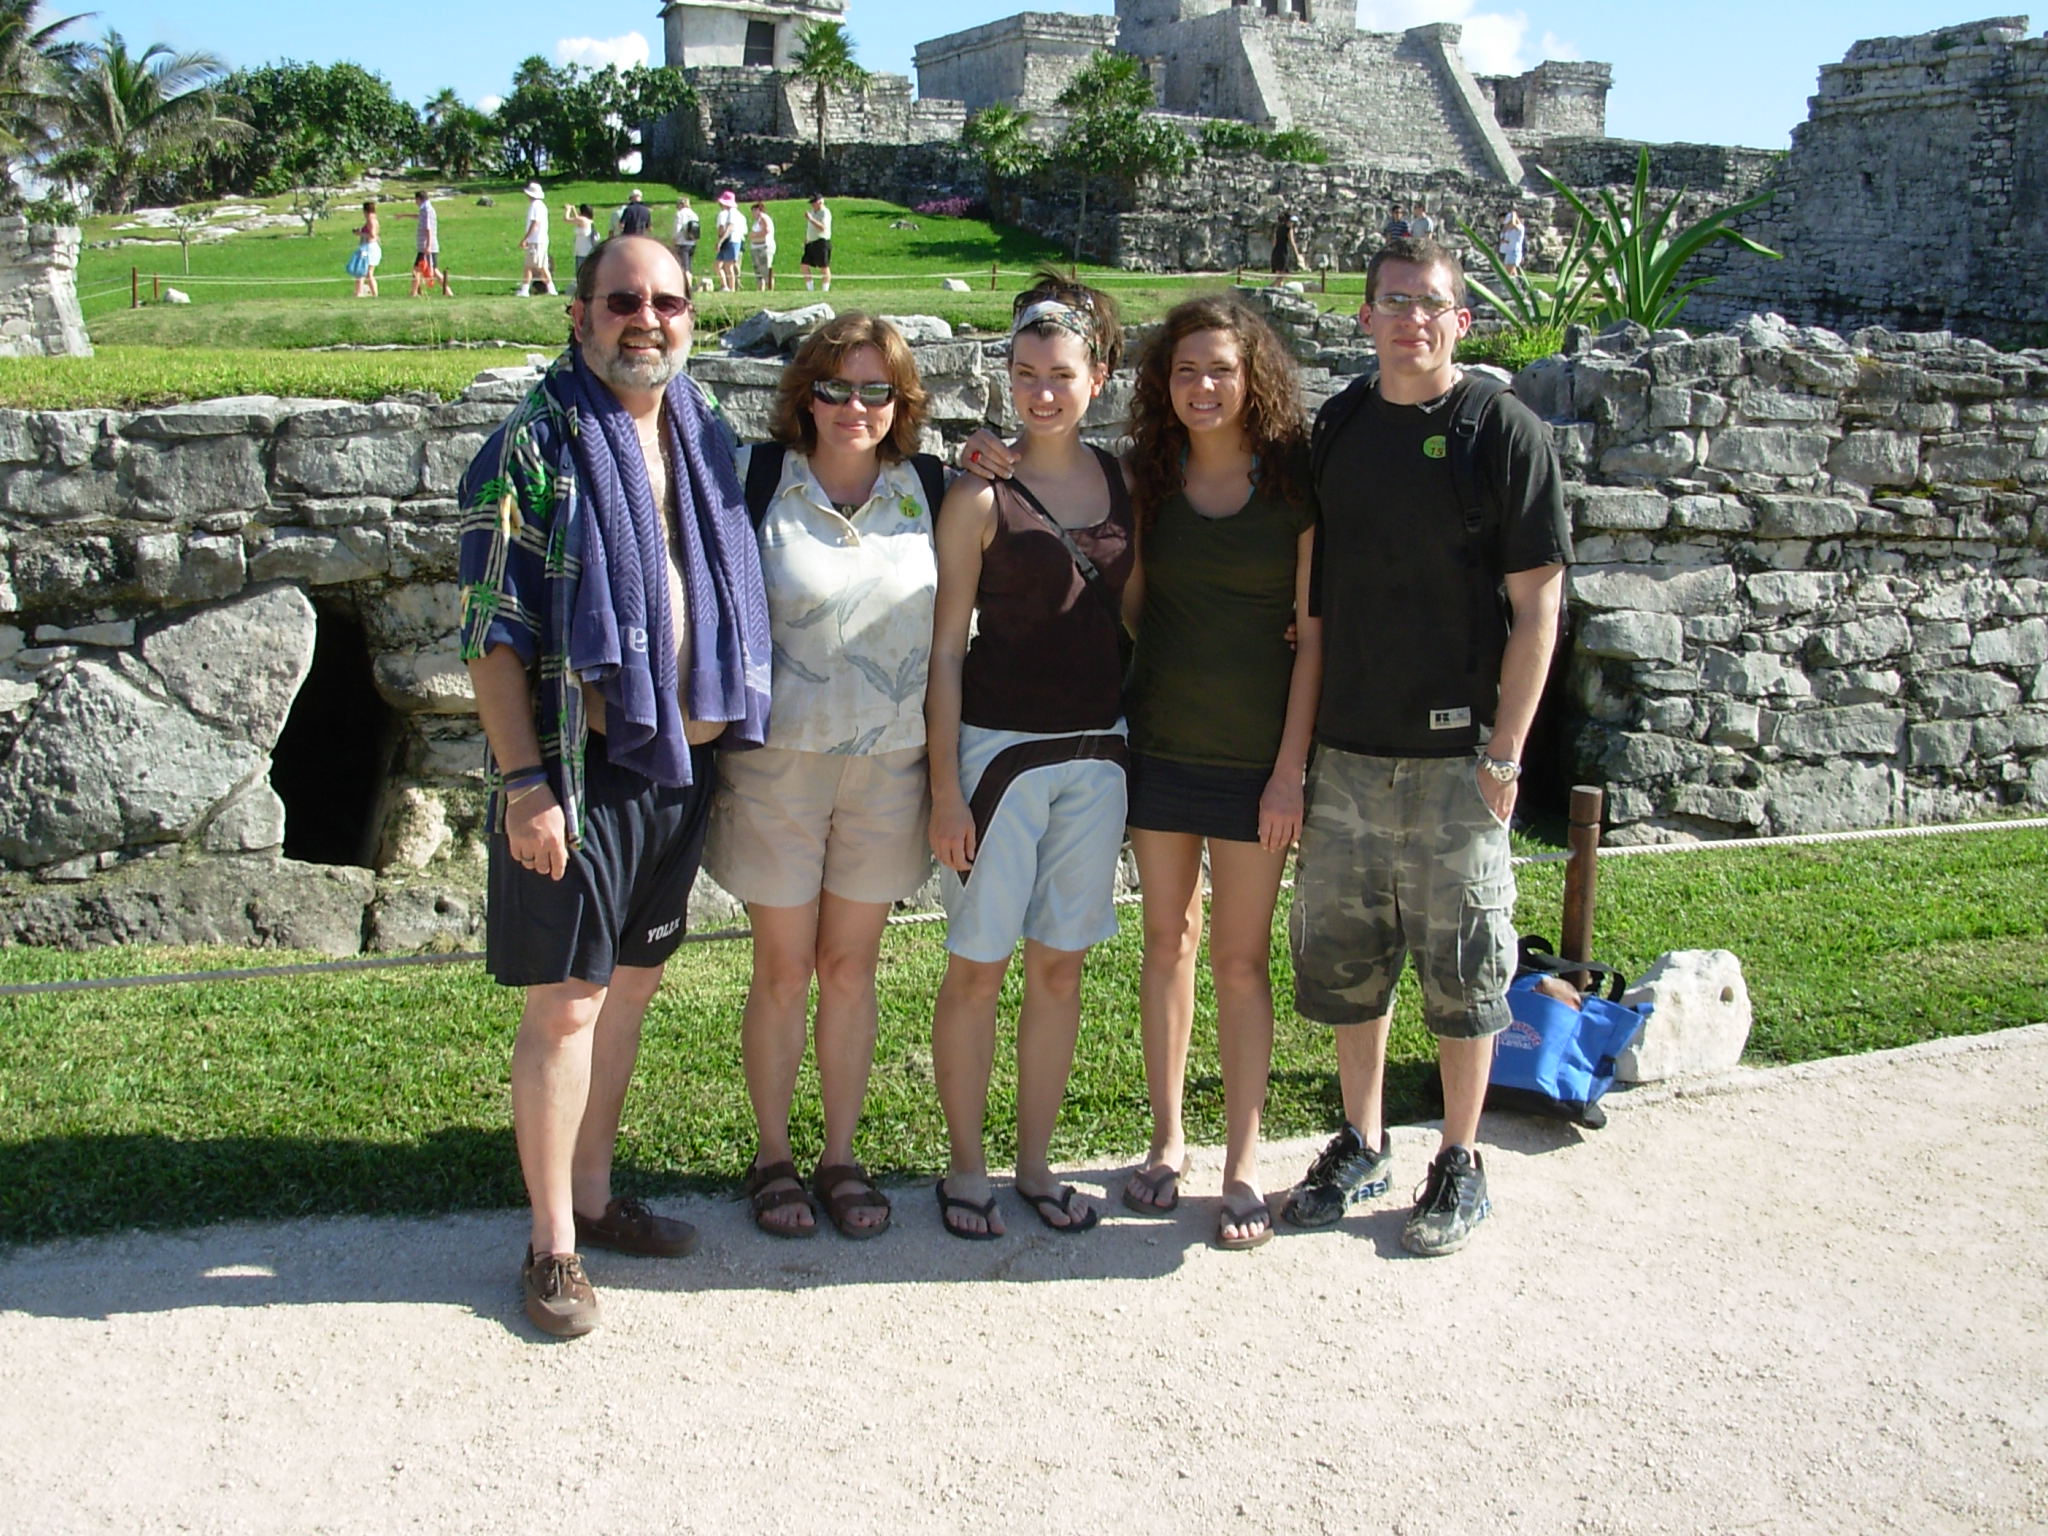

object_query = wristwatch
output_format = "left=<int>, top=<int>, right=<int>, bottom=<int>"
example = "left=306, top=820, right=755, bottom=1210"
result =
left=1479, top=755, right=1522, bottom=784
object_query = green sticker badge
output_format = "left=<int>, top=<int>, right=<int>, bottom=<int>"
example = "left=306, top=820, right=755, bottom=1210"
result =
left=899, top=494, right=923, bottom=519
left=1422, top=434, right=1448, bottom=459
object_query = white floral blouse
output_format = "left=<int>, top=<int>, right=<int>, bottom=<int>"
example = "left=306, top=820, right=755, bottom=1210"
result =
left=736, top=443, right=940, bottom=756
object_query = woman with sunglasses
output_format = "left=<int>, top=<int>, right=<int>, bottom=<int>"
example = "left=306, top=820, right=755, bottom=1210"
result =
left=1117, top=295, right=1317, bottom=1251
left=925, top=272, right=1133, bottom=1239
left=703, top=313, right=945, bottom=1239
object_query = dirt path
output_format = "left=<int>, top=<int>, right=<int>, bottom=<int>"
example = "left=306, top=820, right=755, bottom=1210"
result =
left=4, top=1025, right=2044, bottom=1535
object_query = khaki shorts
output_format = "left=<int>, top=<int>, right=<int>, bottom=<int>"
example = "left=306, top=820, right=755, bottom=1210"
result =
left=1288, top=749, right=1517, bottom=1039
left=705, top=744, right=931, bottom=908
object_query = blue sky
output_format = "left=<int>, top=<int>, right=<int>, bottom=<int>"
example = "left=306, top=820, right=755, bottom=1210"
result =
left=62, top=1, right=2017, bottom=149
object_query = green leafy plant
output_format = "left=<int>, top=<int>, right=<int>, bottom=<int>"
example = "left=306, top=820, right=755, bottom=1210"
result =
left=1536, top=145, right=1781, bottom=329
left=1458, top=207, right=1604, bottom=333
left=1054, top=52, right=1193, bottom=263
left=789, top=19, right=869, bottom=175
left=961, top=104, right=1045, bottom=224
left=1197, top=119, right=1326, bottom=163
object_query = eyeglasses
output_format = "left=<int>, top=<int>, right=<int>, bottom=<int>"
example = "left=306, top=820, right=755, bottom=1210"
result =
left=602, top=290, right=692, bottom=320
left=811, top=378, right=897, bottom=407
left=1370, top=292, right=1460, bottom=318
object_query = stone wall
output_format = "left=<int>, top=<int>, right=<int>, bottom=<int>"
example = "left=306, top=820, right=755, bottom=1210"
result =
left=913, top=12, right=1120, bottom=112
left=0, top=218, right=90, bottom=359
left=1684, top=18, right=2048, bottom=346
left=5, top=309, right=2044, bottom=950
left=1514, top=314, right=2048, bottom=841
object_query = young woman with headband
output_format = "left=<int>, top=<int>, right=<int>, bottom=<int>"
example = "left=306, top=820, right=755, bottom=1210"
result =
left=925, top=272, right=1134, bottom=1239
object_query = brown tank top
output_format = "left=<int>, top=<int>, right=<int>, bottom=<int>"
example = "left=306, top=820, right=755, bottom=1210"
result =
left=960, top=445, right=1134, bottom=734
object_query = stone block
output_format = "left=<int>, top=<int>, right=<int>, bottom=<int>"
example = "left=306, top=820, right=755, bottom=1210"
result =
left=1828, top=430, right=1920, bottom=488
left=1643, top=337, right=1744, bottom=383
left=387, top=523, right=461, bottom=583
left=127, top=435, right=270, bottom=519
left=1974, top=717, right=2014, bottom=757
left=885, top=314, right=954, bottom=345
left=138, top=585, right=317, bottom=746
left=1763, top=760, right=1897, bottom=834
left=1753, top=495, right=1860, bottom=538
left=1969, top=619, right=2048, bottom=667
left=199, top=779, right=286, bottom=853
left=1744, top=570, right=1844, bottom=616
left=34, top=619, right=133, bottom=647
left=1684, top=612, right=1743, bottom=644
left=1614, top=950, right=1752, bottom=1084
left=1569, top=563, right=1735, bottom=615
left=1915, top=669, right=2023, bottom=719
left=8, top=534, right=121, bottom=605
left=1596, top=435, right=1696, bottom=481
left=376, top=785, right=452, bottom=868
left=1814, top=668, right=1902, bottom=704
left=1785, top=351, right=1861, bottom=391
left=1771, top=704, right=1904, bottom=759
left=1706, top=700, right=1761, bottom=747
left=1598, top=730, right=1707, bottom=782
left=1908, top=720, right=1974, bottom=768
left=1570, top=358, right=1650, bottom=433
left=1647, top=386, right=1726, bottom=429
left=1701, top=648, right=1810, bottom=701
left=248, top=527, right=389, bottom=585
left=273, top=428, right=424, bottom=498
left=1669, top=493, right=1751, bottom=532
left=421, top=434, right=488, bottom=496
left=125, top=396, right=286, bottom=440
left=1738, top=389, right=1837, bottom=423
left=373, top=648, right=475, bottom=714
left=1578, top=610, right=1683, bottom=664
left=1926, top=441, right=2024, bottom=484
left=721, top=303, right=834, bottom=355
left=0, top=856, right=375, bottom=955
left=1570, top=485, right=1671, bottom=530
left=366, top=882, right=483, bottom=953
left=2, top=464, right=122, bottom=522
left=1705, top=427, right=1830, bottom=477
left=1807, top=614, right=1912, bottom=666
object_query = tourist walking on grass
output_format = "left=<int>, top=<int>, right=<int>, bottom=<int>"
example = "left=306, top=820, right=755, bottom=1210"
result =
left=705, top=314, right=948, bottom=1241
left=673, top=194, right=700, bottom=285
left=749, top=201, right=777, bottom=291
left=802, top=193, right=833, bottom=291
left=457, top=235, right=771, bottom=1336
left=1285, top=235, right=1569, bottom=1256
left=926, top=273, right=1133, bottom=1240
left=399, top=190, right=451, bottom=297
left=615, top=188, right=652, bottom=238
left=352, top=201, right=381, bottom=298
left=566, top=203, right=598, bottom=283
left=714, top=189, right=743, bottom=293
left=518, top=182, right=556, bottom=296
left=1115, top=296, right=1319, bottom=1251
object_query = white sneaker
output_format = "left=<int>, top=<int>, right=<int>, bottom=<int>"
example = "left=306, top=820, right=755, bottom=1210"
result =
left=805, top=279, right=814, bottom=290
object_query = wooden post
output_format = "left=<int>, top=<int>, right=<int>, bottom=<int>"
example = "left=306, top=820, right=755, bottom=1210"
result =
left=1560, top=784, right=1604, bottom=985
left=152, top=272, right=159, bottom=301
left=990, top=260, right=998, bottom=291
left=131, top=267, right=139, bottom=308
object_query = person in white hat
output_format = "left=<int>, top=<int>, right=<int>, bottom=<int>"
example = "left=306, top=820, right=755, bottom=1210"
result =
left=518, top=181, right=557, bottom=296
left=714, top=189, right=743, bottom=293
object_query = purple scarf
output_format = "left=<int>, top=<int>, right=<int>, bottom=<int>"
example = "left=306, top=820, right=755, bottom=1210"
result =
left=562, top=349, right=771, bottom=785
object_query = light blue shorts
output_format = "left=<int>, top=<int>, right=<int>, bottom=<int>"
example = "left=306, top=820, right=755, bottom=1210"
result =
left=940, top=723, right=1128, bottom=962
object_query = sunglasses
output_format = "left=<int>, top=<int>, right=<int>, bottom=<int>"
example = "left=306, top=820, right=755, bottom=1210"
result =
left=811, top=378, right=897, bottom=406
left=601, top=290, right=692, bottom=319
left=1012, top=286, right=1094, bottom=314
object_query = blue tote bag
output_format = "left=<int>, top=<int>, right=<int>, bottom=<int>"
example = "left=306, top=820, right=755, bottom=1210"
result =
left=1488, top=938, right=1651, bottom=1129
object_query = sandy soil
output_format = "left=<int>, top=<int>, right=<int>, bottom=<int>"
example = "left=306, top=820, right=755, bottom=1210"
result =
left=3, top=1024, right=2044, bottom=1536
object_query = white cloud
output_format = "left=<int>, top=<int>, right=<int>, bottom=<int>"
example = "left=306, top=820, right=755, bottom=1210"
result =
left=476, top=94, right=503, bottom=114
left=555, top=32, right=652, bottom=72
left=1352, top=0, right=1572, bottom=75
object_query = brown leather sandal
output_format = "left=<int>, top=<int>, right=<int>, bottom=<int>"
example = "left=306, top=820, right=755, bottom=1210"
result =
left=743, top=1158, right=817, bottom=1238
left=811, top=1161, right=892, bottom=1240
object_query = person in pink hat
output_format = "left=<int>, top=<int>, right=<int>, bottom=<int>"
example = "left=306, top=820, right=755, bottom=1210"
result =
left=714, top=189, right=744, bottom=293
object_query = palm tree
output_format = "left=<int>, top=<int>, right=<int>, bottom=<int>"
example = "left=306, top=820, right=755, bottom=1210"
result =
left=57, top=30, right=248, bottom=213
left=0, top=0, right=86, bottom=199
left=789, top=20, right=868, bottom=175
left=961, top=104, right=1043, bottom=224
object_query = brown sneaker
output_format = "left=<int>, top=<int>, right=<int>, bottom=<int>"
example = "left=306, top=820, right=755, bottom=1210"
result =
left=522, top=1248, right=600, bottom=1338
left=573, top=1196, right=700, bottom=1258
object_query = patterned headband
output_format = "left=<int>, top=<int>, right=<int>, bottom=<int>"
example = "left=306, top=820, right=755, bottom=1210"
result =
left=1011, top=299, right=1097, bottom=353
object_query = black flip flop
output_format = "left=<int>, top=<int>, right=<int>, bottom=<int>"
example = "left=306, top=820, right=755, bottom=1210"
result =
left=1120, top=1159, right=1188, bottom=1215
left=1017, top=1184, right=1100, bottom=1234
left=936, top=1178, right=1002, bottom=1241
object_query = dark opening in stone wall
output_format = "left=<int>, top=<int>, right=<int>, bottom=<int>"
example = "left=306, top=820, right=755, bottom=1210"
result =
left=271, top=603, right=399, bottom=867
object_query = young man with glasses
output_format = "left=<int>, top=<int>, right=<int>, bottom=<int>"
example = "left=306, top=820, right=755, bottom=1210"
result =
left=1283, top=235, right=1570, bottom=1255
left=458, top=235, right=771, bottom=1335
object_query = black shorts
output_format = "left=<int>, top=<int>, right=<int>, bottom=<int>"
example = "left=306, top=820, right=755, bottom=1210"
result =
left=1124, top=752, right=1268, bottom=844
left=802, top=239, right=831, bottom=268
left=485, top=737, right=716, bottom=987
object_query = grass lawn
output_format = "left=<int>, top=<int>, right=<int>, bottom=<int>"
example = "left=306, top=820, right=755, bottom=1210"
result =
left=3, top=828, right=2043, bottom=1243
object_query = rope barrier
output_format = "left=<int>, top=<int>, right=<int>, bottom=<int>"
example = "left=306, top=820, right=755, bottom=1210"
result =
left=2, top=821, right=2040, bottom=999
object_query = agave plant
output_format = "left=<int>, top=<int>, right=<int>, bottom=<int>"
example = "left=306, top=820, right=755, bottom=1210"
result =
left=1458, top=205, right=1604, bottom=333
left=1538, top=145, right=1781, bottom=329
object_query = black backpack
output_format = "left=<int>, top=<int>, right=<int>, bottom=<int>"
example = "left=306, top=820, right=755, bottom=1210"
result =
left=1309, top=370, right=1515, bottom=714
left=743, top=441, right=947, bottom=530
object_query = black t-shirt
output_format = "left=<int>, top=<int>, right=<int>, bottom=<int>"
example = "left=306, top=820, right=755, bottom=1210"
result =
left=1310, top=375, right=1571, bottom=757
left=618, top=202, right=652, bottom=236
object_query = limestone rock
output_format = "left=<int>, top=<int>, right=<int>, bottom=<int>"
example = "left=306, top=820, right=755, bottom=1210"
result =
left=722, top=304, right=835, bottom=356
left=1615, top=950, right=1752, bottom=1083
left=377, top=786, right=452, bottom=868
left=366, top=881, right=483, bottom=952
left=880, top=314, right=953, bottom=344
left=199, top=779, right=286, bottom=853
left=373, top=648, right=474, bottom=714
left=138, top=585, right=315, bottom=745
left=0, top=660, right=266, bottom=866
left=1, top=855, right=373, bottom=954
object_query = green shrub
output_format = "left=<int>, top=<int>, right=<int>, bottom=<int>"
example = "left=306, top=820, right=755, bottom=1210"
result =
left=1459, top=325, right=1564, bottom=372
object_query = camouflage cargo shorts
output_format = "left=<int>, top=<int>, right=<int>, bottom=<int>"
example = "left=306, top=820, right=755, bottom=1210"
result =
left=1289, top=748, right=1517, bottom=1040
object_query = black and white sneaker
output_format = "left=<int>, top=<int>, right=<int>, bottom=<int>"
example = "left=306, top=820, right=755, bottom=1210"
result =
left=1280, top=1124, right=1393, bottom=1229
left=1401, top=1145, right=1490, bottom=1256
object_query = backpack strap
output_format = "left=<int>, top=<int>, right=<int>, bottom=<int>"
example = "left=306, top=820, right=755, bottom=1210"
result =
left=1309, top=374, right=1376, bottom=490
left=742, top=441, right=787, bottom=530
left=908, top=452, right=947, bottom=521
left=1448, top=373, right=1511, bottom=680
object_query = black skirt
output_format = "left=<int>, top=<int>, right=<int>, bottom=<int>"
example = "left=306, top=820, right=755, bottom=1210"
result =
left=1125, top=752, right=1269, bottom=843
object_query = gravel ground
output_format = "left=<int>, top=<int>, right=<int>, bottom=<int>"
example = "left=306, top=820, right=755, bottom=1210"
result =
left=4, top=1024, right=2044, bottom=1536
